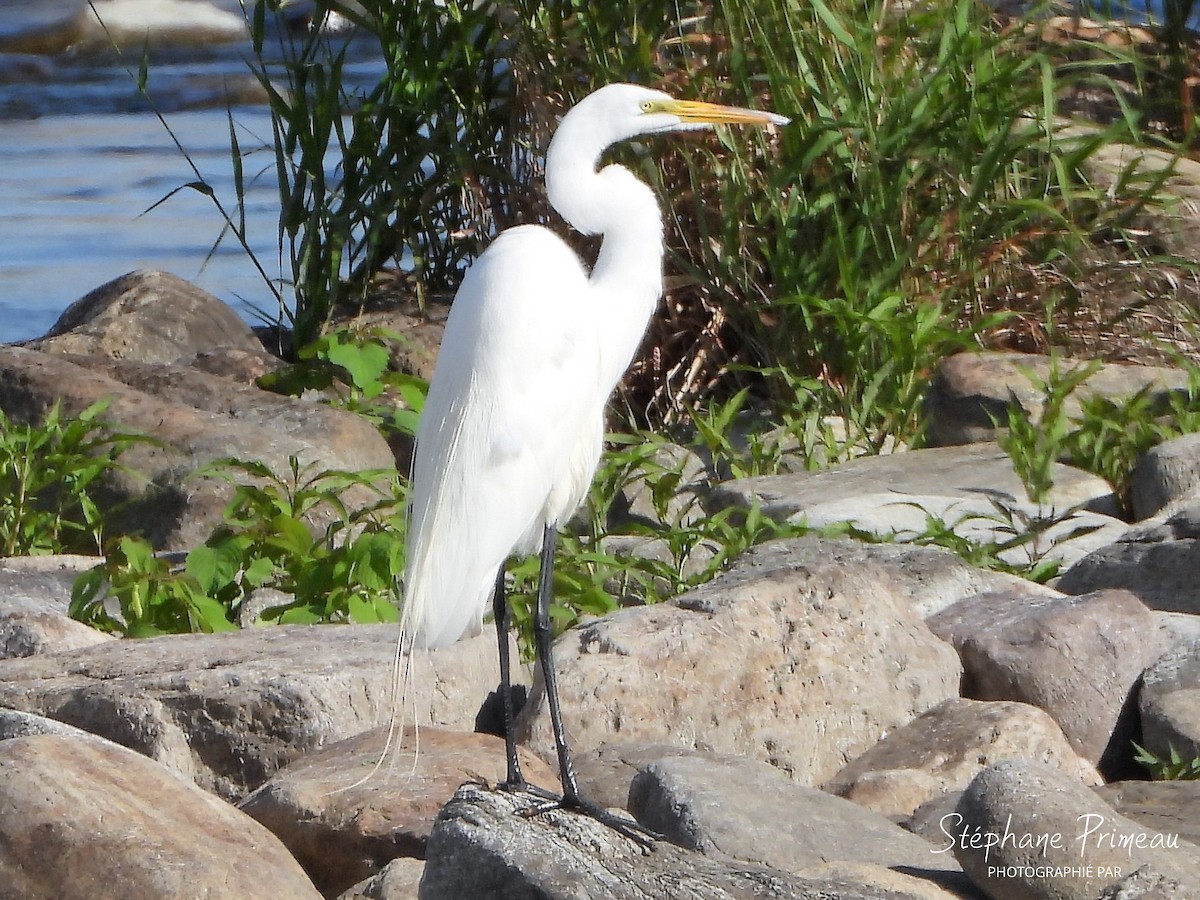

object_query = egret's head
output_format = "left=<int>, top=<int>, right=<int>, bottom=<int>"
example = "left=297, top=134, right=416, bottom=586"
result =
left=567, top=83, right=789, bottom=147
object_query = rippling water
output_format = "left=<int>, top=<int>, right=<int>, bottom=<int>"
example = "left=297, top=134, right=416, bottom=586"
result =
left=0, top=1, right=381, bottom=345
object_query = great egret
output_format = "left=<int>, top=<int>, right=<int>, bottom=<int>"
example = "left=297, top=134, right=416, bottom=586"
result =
left=401, top=83, right=787, bottom=834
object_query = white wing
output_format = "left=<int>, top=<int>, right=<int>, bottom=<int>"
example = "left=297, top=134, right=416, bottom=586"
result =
left=402, top=225, right=605, bottom=649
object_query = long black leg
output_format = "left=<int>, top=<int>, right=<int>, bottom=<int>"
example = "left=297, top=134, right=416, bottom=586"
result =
left=493, top=566, right=525, bottom=790
left=531, top=525, right=581, bottom=801
left=525, top=524, right=658, bottom=847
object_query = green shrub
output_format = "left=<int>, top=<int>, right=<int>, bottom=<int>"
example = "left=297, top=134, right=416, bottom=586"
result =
left=0, top=401, right=146, bottom=556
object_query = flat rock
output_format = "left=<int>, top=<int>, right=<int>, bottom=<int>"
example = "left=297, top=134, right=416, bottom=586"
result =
left=627, top=754, right=967, bottom=894
left=949, top=760, right=1199, bottom=900
left=0, top=345, right=396, bottom=549
left=239, top=725, right=559, bottom=896
left=927, top=588, right=1166, bottom=777
left=718, top=535, right=1058, bottom=619
left=0, top=624, right=518, bottom=800
left=515, top=538, right=961, bottom=786
left=421, top=783, right=956, bottom=900
left=707, top=443, right=1117, bottom=518
left=1095, top=781, right=1200, bottom=849
left=29, top=270, right=262, bottom=363
left=0, top=733, right=321, bottom=900
left=824, top=698, right=1101, bottom=819
left=1138, top=640, right=1200, bottom=763
left=573, top=742, right=750, bottom=812
left=1058, top=504, right=1200, bottom=613
left=0, top=708, right=95, bottom=741
left=923, top=352, right=1189, bottom=448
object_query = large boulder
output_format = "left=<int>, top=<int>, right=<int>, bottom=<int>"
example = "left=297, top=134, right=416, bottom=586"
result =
left=515, top=538, right=962, bottom=786
left=0, top=624, right=517, bottom=800
left=928, top=588, right=1167, bottom=777
left=0, top=733, right=322, bottom=900
left=28, top=270, right=263, bottom=364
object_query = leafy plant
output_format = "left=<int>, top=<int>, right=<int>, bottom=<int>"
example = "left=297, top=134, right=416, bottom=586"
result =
left=1133, top=741, right=1200, bottom=780
left=0, top=401, right=147, bottom=557
left=72, top=456, right=404, bottom=635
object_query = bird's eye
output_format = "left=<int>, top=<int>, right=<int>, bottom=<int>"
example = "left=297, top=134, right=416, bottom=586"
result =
left=640, top=100, right=654, bottom=113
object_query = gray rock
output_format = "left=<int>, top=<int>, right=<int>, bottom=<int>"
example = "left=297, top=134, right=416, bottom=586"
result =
left=30, top=270, right=262, bottom=363
left=0, top=624, right=515, bottom=800
left=339, top=857, right=424, bottom=900
left=239, top=725, right=559, bottom=896
left=0, top=554, right=98, bottom=616
left=0, top=708, right=95, bottom=741
left=1058, top=505, right=1200, bottom=613
left=949, top=760, right=1199, bottom=900
left=0, top=610, right=113, bottom=659
left=516, top=538, right=961, bottom=786
left=1095, top=781, right=1200, bottom=849
left=923, top=352, right=1189, bottom=448
left=0, top=733, right=322, bottom=900
left=1099, top=864, right=1198, bottom=899
left=627, top=754, right=966, bottom=892
left=421, top=783, right=953, bottom=899
left=0, top=345, right=396, bottom=550
left=824, top=698, right=1100, bottom=819
left=573, top=742, right=750, bottom=812
left=928, top=588, right=1166, bottom=776
left=722, top=535, right=1058, bottom=619
left=1130, top=432, right=1200, bottom=520
left=707, top=443, right=1117, bottom=518
left=1138, top=640, right=1200, bottom=764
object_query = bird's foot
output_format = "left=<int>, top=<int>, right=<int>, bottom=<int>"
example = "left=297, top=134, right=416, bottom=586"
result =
left=519, top=791, right=660, bottom=849
left=497, top=776, right=560, bottom=803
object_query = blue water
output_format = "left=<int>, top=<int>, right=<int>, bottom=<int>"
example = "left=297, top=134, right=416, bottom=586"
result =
left=0, top=1, right=382, bottom=345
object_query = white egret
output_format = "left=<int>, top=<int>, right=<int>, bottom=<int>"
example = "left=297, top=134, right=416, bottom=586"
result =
left=400, top=82, right=787, bottom=834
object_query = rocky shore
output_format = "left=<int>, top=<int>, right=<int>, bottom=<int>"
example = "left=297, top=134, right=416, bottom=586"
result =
left=0, top=269, right=1198, bottom=899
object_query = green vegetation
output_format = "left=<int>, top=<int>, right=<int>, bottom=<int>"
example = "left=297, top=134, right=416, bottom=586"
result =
left=1133, top=741, right=1200, bottom=780
left=0, top=401, right=146, bottom=557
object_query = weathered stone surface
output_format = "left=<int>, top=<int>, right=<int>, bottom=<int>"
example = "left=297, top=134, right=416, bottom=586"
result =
left=0, top=610, right=113, bottom=659
left=923, top=352, right=1189, bottom=448
left=824, top=698, right=1101, bottom=819
left=0, top=625, right=517, bottom=800
left=716, top=535, right=1058, bottom=619
left=0, top=555, right=97, bottom=616
left=627, top=754, right=966, bottom=893
left=949, top=760, right=1199, bottom=900
left=339, top=857, right=424, bottom=900
left=421, top=783, right=953, bottom=900
left=0, top=345, right=396, bottom=549
left=1138, top=640, right=1200, bottom=764
left=29, top=270, right=262, bottom=363
left=0, top=733, right=322, bottom=900
left=572, top=742, right=744, bottom=812
left=1130, top=432, right=1200, bottom=520
left=239, top=725, right=558, bottom=896
left=927, top=588, right=1166, bottom=776
left=0, top=708, right=94, bottom=741
left=516, top=538, right=961, bottom=786
left=1058, top=505, right=1200, bottom=613
left=1099, top=864, right=1198, bottom=899
left=1095, top=781, right=1200, bottom=850
left=707, top=443, right=1117, bottom=518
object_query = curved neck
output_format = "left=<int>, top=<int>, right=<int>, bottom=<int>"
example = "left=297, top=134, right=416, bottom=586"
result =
left=545, top=133, right=665, bottom=389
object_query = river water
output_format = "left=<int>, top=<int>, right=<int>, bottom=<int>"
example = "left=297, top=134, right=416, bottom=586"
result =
left=0, top=0, right=382, bottom=345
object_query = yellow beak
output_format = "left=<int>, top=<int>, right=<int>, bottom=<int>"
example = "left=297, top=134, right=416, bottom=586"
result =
left=656, top=98, right=790, bottom=128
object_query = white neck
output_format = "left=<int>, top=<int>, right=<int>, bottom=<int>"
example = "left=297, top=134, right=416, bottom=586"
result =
left=545, top=127, right=664, bottom=391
